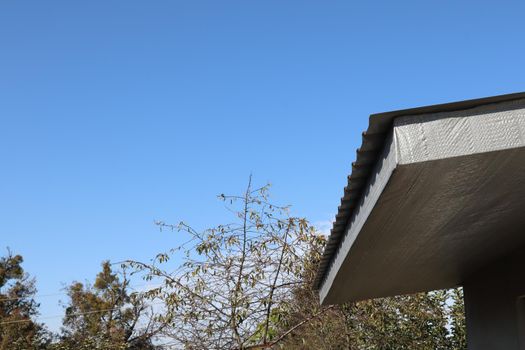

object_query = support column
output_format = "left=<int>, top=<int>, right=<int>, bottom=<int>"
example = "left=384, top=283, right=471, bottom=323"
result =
left=464, top=247, right=525, bottom=350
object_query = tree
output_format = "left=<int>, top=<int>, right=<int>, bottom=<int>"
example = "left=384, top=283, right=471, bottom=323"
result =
left=275, top=234, right=466, bottom=350
left=449, top=288, right=466, bottom=350
left=53, top=261, right=163, bottom=350
left=0, top=250, right=49, bottom=350
left=129, top=178, right=467, bottom=349
left=128, top=177, right=328, bottom=349
left=1, top=180, right=467, bottom=349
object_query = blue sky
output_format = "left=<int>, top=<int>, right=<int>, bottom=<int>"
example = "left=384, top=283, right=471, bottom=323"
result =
left=1, top=0, right=524, bottom=331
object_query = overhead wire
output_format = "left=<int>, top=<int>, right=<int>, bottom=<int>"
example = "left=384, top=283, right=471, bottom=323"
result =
left=0, top=282, right=164, bottom=303
left=0, top=301, right=165, bottom=326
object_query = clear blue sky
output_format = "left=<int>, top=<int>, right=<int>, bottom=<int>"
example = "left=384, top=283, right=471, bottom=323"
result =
left=1, top=0, right=524, bottom=331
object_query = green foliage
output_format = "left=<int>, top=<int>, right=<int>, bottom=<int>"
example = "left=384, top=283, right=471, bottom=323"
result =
left=129, top=177, right=324, bottom=349
left=1, top=183, right=468, bottom=350
left=129, top=179, right=467, bottom=349
left=54, top=262, right=162, bottom=350
left=0, top=253, right=24, bottom=288
left=0, top=250, right=49, bottom=350
left=449, top=288, right=467, bottom=350
left=275, top=234, right=467, bottom=350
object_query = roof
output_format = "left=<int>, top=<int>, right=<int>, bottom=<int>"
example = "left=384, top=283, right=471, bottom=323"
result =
left=313, top=91, right=525, bottom=290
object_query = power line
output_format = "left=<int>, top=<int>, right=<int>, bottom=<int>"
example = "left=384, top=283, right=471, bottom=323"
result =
left=0, top=301, right=164, bottom=326
left=0, top=282, right=164, bottom=303
left=0, top=291, right=66, bottom=303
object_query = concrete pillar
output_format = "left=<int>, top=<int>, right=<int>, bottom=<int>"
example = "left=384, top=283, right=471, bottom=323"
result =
left=464, top=247, right=525, bottom=350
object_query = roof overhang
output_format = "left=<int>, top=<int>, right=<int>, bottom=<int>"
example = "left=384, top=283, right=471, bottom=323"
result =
left=316, top=92, right=525, bottom=305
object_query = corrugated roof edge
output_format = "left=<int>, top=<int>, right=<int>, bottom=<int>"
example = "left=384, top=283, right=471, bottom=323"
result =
left=313, top=91, right=525, bottom=291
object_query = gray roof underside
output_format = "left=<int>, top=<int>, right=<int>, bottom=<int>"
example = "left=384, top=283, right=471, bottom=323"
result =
left=313, top=91, right=525, bottom=290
